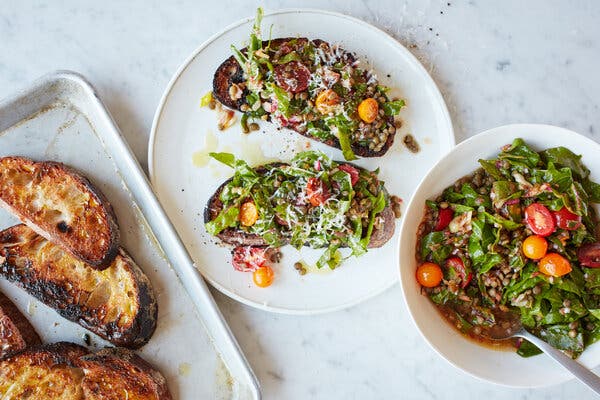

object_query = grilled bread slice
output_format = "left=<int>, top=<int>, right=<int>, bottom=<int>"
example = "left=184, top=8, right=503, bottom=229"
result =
left=0, top=157, right=120, bottom=268
left=0, top=342, right=172, bottom=400
left=0, top=225, right=157, bottom=348
left=204, top=162, right=396, bottom=249
left=0, top=342, right=88, bottom=399
left=0, top=291, right=41, bottom=358
left=79, top=347, right=173, bottom=400
left=213, top=38, right=398, bottom=158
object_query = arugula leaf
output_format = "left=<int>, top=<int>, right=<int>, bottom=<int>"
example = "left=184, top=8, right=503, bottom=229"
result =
left=205, top=205, right=240, bottom=235
left=316, top=244, right=342, bottom=269
left=382, top=99, right=406, bottom=116
left=270, top=83, right=291, bottom=117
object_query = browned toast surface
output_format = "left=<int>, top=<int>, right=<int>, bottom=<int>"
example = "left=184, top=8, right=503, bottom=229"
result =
left=204, top=163, right=396, bottom=248
left=0, top=342, right=172, bottom=400
left=0, top=225, right=157, bottom=348
left=0, top=342, right=88, bottom=399
left=212, top=38, right=397, bottom=158
left=79, top=348, right=173, bottom=400
left=0, top=157, right=120, bottom=268
left=0, top=291, right=41, bottom=358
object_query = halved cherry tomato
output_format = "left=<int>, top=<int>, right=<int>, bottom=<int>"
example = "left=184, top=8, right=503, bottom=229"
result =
left=522, top=235, right=548, bottom=259
left=253, top=265, right=275, bottom=287
left=554, top=207, right=582, bottom=231
left=274, top=61, right=310, bottom=93
left=338, top=164, right=359, bottom=186
left=232, top=246, right=267, bottom=272
left=524, top=203, right=556, bottom=237
left=357, top=98, right=379, bottom=123
left=315, top=89, right=340, bottom=114
left=306, top=177, right=330, bottom=206
left=239, top=201, right=259, bottom=226
left=538, top=252, right=572, bottom=277
left=434, top=208, right=454, bottom=231
left=446, top=256, right=472, bottom=288
left=416, top=262, right=443, bottom=288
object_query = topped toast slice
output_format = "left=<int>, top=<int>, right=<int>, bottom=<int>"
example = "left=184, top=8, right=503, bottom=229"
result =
left=0, top=342, right=88, bottom=399
left=212, top=9, right=405, bottom=160
left=0, top=291, right=41, bottom=358
left=0, top=224, right=157, bottom=348
left=204, top=151, right=397, bottom=275
left=0, top=342, right=172, bottom=399
left=0, top=156, right=120, bottom=269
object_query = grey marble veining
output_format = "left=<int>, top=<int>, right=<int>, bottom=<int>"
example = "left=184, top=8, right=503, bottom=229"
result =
left=1, top=1, right=599, bottom=399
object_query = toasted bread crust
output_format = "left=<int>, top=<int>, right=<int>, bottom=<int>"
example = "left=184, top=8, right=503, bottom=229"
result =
left=0, top=291, right=41, bottom=359
left=0, top=157, right=120, bottom=269
left=79, top=347, right=172, bottom=400
left=212, top=38, right=396, bottom=157
left=0, top=225, right=157, bottom=348
left=0, top=342, right=88, bottom=399
left=0, top=342, right=172, bottom=400
left=204, top=162, right=395, bottom=248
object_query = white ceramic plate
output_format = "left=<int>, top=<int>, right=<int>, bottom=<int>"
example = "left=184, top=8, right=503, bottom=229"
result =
left=149, top=9, right=453, bottom=314
left=399, top=124, right=600, bottom=387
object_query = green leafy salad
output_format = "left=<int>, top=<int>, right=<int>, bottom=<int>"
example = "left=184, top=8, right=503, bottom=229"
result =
left=416, top=138, right=600, bottom=358
left=205, top=151, right=392, bottom=271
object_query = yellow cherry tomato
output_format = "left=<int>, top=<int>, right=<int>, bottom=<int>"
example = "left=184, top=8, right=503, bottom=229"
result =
left=239, top=201, right=258, bottom=227
left=538, top=253, right=572, bottom=277
left=315, top=89, right=340, bottom=114
left=357, top=98, right=379, bottom=123
left=253, top=266, right=274, bottom=287
left=522, top=235, right=548, bottom=260
left=416, top=262, right=443, bottom=288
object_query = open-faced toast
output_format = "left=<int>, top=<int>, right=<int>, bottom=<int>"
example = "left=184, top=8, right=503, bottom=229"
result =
left=0, top=224, right=157, bottom=348
left=0, top=156, right=120, bottom=269
left=0, top=291, right=41, bottom=358
left=0, top=342, right=172, bottom=399
left=204, top=152, right=397, bottom=274
left=212, top=24, right=405, bottom=160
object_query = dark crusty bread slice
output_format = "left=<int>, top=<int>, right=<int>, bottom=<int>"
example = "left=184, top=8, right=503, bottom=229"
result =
left=79, top=347, right=173, bottom=400
left=0, top=291, right=41, bottom=358
left=204, top=162, right=396, bottom=249
left=0, top=224, right=157, bottom=348
left=212, top=37, right=397, bottom=158
left=0, top=342, right=172, bottom=400
left=0, top=342, right=88, bottom=399
left=0, top=156, right=120, bottom=269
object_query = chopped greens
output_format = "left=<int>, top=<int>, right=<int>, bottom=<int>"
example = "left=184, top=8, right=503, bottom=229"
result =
left=417, top=138, right=600, bottom=358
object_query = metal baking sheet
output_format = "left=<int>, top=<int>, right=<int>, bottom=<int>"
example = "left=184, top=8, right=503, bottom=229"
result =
left=0, top=71, right=260, bottom=400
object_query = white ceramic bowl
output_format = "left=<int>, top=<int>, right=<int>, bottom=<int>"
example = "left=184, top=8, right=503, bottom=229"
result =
left=398, top=124, right=600, bottom=387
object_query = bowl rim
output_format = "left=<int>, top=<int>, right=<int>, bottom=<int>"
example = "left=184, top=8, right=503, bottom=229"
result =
left=396, top=123, right=600, bottom=387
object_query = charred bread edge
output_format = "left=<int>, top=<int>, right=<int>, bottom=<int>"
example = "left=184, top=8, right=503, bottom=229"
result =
left=204, top=162, right=395, bottom=248
left=0, top=291, right=42, bottom=358
left=0, top=225, right=157, bottom=349
left=0, top=157, right=120, bottom=269
left=212, top=38, right=397, bottom=157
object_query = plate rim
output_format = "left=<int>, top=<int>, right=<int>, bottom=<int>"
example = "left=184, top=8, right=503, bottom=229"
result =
left=149, top=8, right=455, bottom=314
left=397, top=123, right=600, bottom=387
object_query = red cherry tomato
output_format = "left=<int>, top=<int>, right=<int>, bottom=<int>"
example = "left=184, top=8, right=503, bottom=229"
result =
left=446, top=256, right=472, bottom=288
left=524, top=203, right=556, bottom=237
left=554, top=207, right=582, bottom=230
left=232, top=246, right=267, bottom=272
left=274, top=61, right=310, bottom=93
left=434, top=208, right=454, bottom=231
left=306, top=177, right=330, bottom=206
left=338, top=164, right=359, bottom=186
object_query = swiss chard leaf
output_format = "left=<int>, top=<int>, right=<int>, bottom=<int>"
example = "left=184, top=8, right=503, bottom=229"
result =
left=499, top=138, right=540, bottom=168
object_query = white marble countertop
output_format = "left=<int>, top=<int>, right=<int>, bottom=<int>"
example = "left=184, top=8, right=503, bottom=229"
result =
left=1, top=1, right=599, bottom=398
